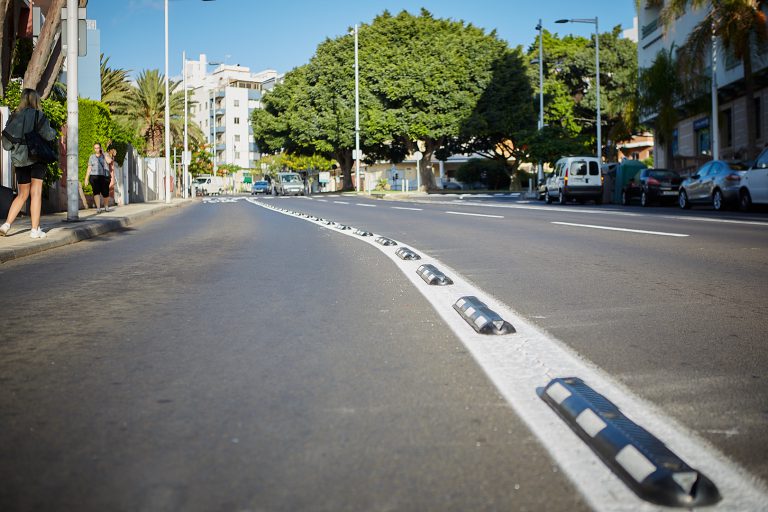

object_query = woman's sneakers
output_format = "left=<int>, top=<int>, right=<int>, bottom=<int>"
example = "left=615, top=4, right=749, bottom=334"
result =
left=0, top=223, right=9, bottom=236
left=30, top=227, right=47, bottom=239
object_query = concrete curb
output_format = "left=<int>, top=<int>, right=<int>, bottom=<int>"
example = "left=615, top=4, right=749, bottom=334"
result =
left=0, top=200, right=191, bottom=264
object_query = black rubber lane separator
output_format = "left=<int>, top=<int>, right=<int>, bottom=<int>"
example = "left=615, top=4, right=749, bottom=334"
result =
left=375, top=237, right=397, bottom=246
left=416, top=264, right=454, bottom=286
left=336, top=224, right=351, bottom=230
left=538, top=377, right=720, bottom=507
left=354, top=229, right=373, bottom=236
left=395, top=247, right=421, bottom=260
left=452, top=296, right=515, bottom=334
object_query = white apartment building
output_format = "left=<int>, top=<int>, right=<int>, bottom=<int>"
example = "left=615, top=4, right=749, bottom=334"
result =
left=185, top=54, right=280, bottom=172
left=639, top=2, right=768, bottom=168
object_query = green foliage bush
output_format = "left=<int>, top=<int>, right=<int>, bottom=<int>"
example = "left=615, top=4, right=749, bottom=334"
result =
left=456, top=159, right=511, bottom=190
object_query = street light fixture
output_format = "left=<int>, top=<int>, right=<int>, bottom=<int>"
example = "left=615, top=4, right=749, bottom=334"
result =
left=556, top=17, right=601, bottom=161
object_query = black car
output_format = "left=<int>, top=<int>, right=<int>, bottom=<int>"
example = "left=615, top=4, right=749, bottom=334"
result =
left=621, top=168, right=682, bottom=207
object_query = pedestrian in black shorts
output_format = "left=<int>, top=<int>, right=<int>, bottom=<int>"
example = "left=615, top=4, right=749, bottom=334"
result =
left=84, top=142, right=113, bottom=213
left=1, top=88, right=58, bottom=239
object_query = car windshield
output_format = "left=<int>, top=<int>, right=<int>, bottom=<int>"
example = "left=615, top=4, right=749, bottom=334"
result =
left=648, top=170, right=679, bottom=180
left=255, top=181, right=267, bottom=186
left=282, top=175, right=301, bottom=183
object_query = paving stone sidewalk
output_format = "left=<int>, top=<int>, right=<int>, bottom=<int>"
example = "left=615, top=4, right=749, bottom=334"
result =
left=0, top=199, right=192, bottom=263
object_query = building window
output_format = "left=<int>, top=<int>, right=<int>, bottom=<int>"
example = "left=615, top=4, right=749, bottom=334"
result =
left=721, top=108, right=732, bottom=148
left=235, top=152, right=241, bottom=159
left=234, top=117, right=240, bottom=124
left=234, top=100, right=240, bottom=107
left=756, top=97, right=762, bottom=140
left=235, top=135, right=241, bottom=142
left=697, top=128, right=711, bottom=156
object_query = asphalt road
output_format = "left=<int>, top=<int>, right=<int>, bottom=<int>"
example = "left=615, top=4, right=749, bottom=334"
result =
left=255, top=193, right=768, bottom=485
left=0, top=201, right=589, bottom=512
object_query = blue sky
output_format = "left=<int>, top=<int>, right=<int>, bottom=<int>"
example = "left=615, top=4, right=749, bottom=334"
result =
left=89, top=0, right=637, bottom=79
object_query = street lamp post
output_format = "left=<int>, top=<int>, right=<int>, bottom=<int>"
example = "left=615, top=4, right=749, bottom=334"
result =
left=164, top=0, right=171, bottom=203
left=556, top=17, right=600, bottom=161
left=352, top=24, right=361, bottom=194
left=536, top=19, right=545, bottom=186
left=183, top=51, right=188, bottom=199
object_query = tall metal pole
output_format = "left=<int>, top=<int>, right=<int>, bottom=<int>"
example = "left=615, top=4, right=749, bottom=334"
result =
left=211, top=89, right=216, bottom=177
left=595, top=17, right=601, bottom=162
left=537, top=19, right=544, bottom=185
left=354, top=24, right=361, bottom=194
left=163, top=0, right=171, bottom=203
left=711, top=21, right=720, bottom=160
left=65, top=0, right=79, bottom=220
left=183, top=50, right=189, bottom=199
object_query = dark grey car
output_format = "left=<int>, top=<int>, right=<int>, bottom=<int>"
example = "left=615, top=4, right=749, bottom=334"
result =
left=678, top=160, right=749, bottom=211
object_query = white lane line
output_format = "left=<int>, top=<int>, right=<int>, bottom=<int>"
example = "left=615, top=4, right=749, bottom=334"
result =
left=391, top=206, right=423, bottom=211
left=356, top=203, right=376, bottom=208
left=663, top=215, right=768, bottom=227
left=316, top=199, right=328, bottom=202
left=334, top=201, right=350, bottom=205
left=552, top=221, right=689, bottom=237
left=446, top=211, right=504, bottom=219
left=247, top=197, right=768, bottom=512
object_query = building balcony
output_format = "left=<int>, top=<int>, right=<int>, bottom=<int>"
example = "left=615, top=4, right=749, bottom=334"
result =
left=215, top=108, right=226, bottom=116
left=641, top=18, right=659, bottom=40
left=216, top=143, right=226, bottom=151
left=215, top=90, right=225, bottom=99
left=215, top=125, right=225, bottom=134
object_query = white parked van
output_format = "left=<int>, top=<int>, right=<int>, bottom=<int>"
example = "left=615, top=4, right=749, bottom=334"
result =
left=543, top=156, right=603, bottom=205
left=193, top=176, right=225, bottom=196
left=273, top=172, right=305, bottom=196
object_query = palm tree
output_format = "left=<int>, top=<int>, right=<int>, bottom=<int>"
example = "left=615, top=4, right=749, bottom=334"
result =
left=661, top=0, right=768, bottom=158
left=639, top=48, right=684, bottom=167
left=115, top=69, right=203, bottom=156
left=100, top=54, right=132, bottom=114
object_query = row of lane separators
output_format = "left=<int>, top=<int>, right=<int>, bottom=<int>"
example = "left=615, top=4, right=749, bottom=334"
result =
left=246, top=197, right=768, bottom=511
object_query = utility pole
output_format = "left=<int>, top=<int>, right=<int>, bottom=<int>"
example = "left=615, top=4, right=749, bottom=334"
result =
left=65, top=0, right=79, bottom=221
left=163, top=0, right=171, bottom=203
left=183, top=50, right=189, bottom=199
left=353, top=24, right=361, bottom=193
left=537, top=19, right=545, bottom=186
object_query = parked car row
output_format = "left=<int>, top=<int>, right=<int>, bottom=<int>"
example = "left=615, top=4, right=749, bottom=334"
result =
left=537, top=150, right=768, bottom=212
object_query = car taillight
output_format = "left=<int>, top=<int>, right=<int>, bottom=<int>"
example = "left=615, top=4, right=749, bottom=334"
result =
left=725, top=173, right=741, bottom=182
left=564, top=169, right=569, bottom=185
left=647, top=177, right=660, bottom=186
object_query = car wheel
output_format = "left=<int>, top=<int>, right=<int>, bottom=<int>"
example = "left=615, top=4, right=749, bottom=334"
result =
left=558, top=189, right=566, bottom=205
left=679, top=190, right=691, bottom=209
left=545, top=189, right=552, bottom=204
left=621, top=190, right=629, bottom=206
left=739, top=190, right=752, bottom=212
left=640, top=190, right=649, bottom=207
left=712, top=189, right=724, bottom=211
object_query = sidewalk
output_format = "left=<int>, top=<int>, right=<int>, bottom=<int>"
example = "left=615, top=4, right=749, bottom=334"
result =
left=0, top=199, right=192, bottom=263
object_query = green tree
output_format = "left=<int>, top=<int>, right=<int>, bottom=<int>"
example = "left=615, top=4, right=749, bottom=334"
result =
left=639, top=48, right=683, bottom=167
left=661, top=0, right=768, bottom=159
left=100, top=54, right=132, bottom=114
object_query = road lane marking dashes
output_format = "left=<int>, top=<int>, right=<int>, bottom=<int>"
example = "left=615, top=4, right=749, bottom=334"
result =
left=445, top=211, right=504, bottom=219
left=333, top=201, right=350, bottom=205
left=356, top=203, right=376, bottom=207
left=391, top=206, right=423, bottom=211
left=552, top=222, right=689, bottom=237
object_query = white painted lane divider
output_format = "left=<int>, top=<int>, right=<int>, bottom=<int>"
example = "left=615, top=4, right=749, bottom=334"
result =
left=316, top=199, right=328, bottom=202
left=391, top=206, right=423, bottom=211
left=445, top=211, right=504, bottom=219
left=333, top=201, right=350, bottom=205
left=356, top=203, right=376, bottom=208
left=552, top=221, right=690, bottom=238
left=246, top=197, right=768, bottom=512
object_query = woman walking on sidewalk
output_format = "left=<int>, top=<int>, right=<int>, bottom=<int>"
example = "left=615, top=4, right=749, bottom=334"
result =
left=0, top=88, right=57, bottom=239
left=84, top=143, right=112, bottom=213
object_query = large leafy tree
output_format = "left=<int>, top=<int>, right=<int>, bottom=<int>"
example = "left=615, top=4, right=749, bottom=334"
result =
left=363, top=9, right=524, bottom=190
left=662, top=0, right=768, bottom=159
left=639, top=48, right=684, bottom=168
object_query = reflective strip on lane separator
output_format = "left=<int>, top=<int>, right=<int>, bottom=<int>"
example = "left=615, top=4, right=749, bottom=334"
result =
left=552, top=221, right=689, bottom=237
left=245, top=197, right=768, bottom=512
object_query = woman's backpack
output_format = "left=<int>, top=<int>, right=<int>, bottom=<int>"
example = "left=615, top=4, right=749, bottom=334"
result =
left=2, top=110, right=58, bottom=164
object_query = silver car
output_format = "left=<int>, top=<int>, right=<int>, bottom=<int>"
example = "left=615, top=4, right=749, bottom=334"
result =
left=678, top=160, right=749, bottom=211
